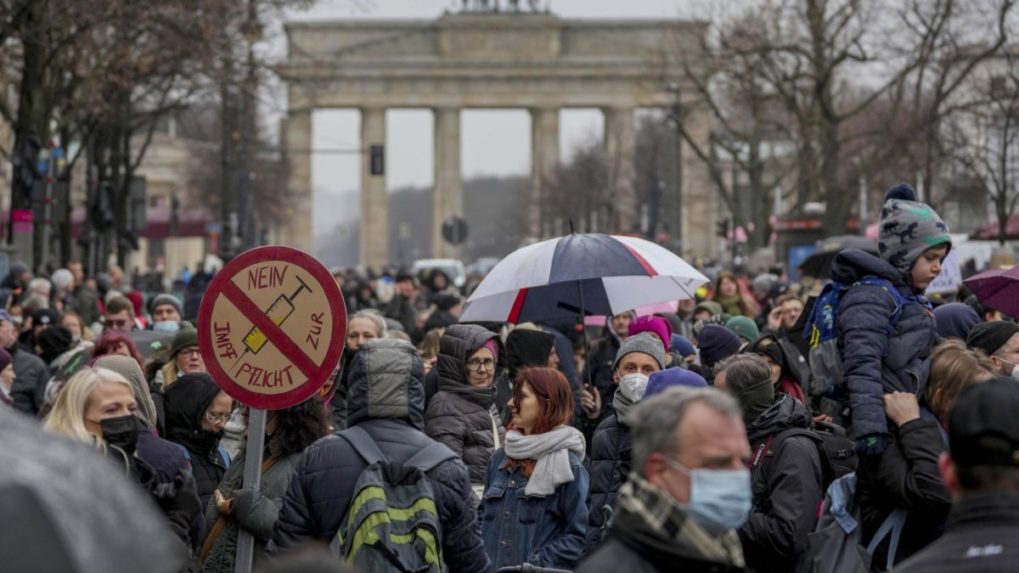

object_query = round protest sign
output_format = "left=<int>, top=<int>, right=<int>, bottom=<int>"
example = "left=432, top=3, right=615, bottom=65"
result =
left=197, top=246, right=346, bottom=409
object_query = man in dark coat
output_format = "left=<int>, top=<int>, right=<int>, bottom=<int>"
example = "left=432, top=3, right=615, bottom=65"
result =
left=271, top=338, right=491, bottom=573
left=577, top=388, right=748, bottom=573
left=385, top=270, right=419, bottom=336
left=583, top=333, right=666, bottom=554
left=3, top=309, right=49, bottom=415
left=897, top=378, right=1019, bottom=572
left=715, top=355, right=822, bottom=572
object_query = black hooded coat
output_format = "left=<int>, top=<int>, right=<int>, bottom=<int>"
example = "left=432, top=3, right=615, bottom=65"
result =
left=163, top=373, right=229, bottom=511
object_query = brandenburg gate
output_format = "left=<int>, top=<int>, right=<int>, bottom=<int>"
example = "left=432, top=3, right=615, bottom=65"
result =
left=277, top=11, right=717, bottom=267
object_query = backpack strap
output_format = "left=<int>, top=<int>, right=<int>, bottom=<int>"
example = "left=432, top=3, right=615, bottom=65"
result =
left=404, top=441, right=459, bottom=473
left=865, top=508, right=908, bottom=570
left=755, top=428, right=835, bottom=489
left=336, top=426, right=388, bottom=466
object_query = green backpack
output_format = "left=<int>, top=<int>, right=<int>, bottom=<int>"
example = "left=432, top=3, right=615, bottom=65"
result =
left=331, top=426, right=458, bottom=573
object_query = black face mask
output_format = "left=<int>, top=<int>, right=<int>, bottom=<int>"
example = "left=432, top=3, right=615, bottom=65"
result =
left=98, top=415, right=140, bottom=456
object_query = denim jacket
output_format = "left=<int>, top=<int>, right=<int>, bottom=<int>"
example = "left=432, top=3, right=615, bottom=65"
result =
left=480, top=448, right=590, bottom=570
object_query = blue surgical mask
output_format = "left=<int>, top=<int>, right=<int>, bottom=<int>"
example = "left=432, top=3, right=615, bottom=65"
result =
left=666, top=457, right=752, bottom=534
left=152, top=321, right=180, bottom=333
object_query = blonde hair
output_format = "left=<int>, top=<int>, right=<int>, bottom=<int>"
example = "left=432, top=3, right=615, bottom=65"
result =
left=44, top=367, right=136, bottom=448
left=927, top=340, right=996, bottom=424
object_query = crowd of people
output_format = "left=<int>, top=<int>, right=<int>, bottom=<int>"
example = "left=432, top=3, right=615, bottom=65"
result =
left=4, top=182, right=1019, bottom=573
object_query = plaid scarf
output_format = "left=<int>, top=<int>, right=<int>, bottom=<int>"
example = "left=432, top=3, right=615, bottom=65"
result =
left=614, top=473, right=745, bottom=568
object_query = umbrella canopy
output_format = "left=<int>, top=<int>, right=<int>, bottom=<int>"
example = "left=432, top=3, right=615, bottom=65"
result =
left=0, top=409, right=184, bottom=573
left=798, top=235, right=879, bottom=279
left=127, top=330, right=175, bottom=359
left=963, top=266, right=1019, bottom=317
left=461, top=233, right=708, bottom=323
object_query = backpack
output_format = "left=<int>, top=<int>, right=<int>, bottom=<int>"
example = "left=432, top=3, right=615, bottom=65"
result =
left=749, top=421, right=857, bottom=510
left=803, top=276, right=920, bottom=399
left=330, top=426, right=458, bottom=573
left=796, top=473, right=907, bottom=573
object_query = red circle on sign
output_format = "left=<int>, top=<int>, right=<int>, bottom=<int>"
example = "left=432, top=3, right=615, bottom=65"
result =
left=197, top=246, right=347, bottom=410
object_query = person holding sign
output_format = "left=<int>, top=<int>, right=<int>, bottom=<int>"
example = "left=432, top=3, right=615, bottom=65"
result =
left=199, top=399, right=329, bottom=572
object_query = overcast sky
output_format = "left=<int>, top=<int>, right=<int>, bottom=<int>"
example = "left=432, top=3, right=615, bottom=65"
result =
left=284, top=0, right=693, bottom=234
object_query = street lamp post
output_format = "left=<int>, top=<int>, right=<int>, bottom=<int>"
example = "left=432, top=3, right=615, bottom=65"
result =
left=662, top=82, right=684, bottom=253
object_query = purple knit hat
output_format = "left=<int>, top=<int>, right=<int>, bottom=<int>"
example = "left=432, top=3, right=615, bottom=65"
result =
left=628, top=315, right=672, bottom=351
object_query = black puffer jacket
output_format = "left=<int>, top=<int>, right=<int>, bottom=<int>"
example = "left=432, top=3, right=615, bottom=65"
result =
left=584, top=414, right=631, bottom=554
left=271, top=339, right=491, bottom=573
left=164, top=373, right=229, bottom=511
left=8, top=344, right=50, bottom=415
left=426, top=324, right=506, bottom=484
left=857, top=415, right=950, bottom=569
left=740, top=395, right=823, bottom=573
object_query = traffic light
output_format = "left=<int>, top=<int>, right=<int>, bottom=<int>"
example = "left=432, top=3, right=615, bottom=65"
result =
left=369, top=145, right=385, bottom=176
left=716, top=217, right=730, bottom=238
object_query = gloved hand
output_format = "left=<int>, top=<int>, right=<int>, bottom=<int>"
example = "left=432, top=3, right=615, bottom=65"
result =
left=855, top=433, right=891, bottom=456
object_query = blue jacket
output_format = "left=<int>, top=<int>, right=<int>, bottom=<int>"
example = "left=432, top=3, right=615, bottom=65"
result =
left=832, top=249, right=937, bottom=439
left=270, top=339, right=491, bottom=573
left=481, top=448, right=589, bottom=570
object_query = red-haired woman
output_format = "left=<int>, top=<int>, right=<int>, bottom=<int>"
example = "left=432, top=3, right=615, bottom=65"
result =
left=480, top=367, right=589, bottom=570
left=92, top=330, right=145, bottom=369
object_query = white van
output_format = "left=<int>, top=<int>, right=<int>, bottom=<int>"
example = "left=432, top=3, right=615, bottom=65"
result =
left=411, top=258, right=467, bottom=289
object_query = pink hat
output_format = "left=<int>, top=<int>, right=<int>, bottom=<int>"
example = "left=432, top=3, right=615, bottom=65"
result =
left=628, top=315, right=672, bottom=351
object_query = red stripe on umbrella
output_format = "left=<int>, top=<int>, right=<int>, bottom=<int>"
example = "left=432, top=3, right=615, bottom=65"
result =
left=508, top=288, right=529, bottom=323
left=623, top=244, right=658, bottom=277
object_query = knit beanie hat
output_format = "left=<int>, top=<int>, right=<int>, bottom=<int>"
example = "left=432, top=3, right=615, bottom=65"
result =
left=149, top=293, right=183, bottom=316
left=725, top=316, right=760, bottom=344
left=670, top=334, right=696, bottom=358
left=934, top=302, right=982, bottom=341
left=613, top=332, right=666, bottom=371
left=698, top=325, right=743, bottom=368
left=644, top=367, right=707, bottom=398
left=628, top=315, right=672, bottom=351
left=170, top=326, right=199, bottom=358
left=967, top=321, right=1019, bottom=356
left=878, top=184, right=951, bottom=274
left=694, top=301, right=723, bottom=317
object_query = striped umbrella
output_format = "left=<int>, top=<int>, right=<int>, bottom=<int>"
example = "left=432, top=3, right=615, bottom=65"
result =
left=461, top=233, right=708, bottom=324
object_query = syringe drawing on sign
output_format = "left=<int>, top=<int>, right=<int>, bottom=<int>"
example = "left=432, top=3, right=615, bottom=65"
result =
left=230, top=275, right=313, bottom=375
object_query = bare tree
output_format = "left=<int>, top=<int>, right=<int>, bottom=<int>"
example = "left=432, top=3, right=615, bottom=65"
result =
left=943, top=46, right=1019, bottom=244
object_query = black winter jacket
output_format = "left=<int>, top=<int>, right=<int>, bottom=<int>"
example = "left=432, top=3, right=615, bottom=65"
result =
left=426, top=324, right=505, bottom=484
left=271, top=339, right=491, bottom=573
left=832, top=249, right=937, bottom=440
left=9, top=344, right=50, bottom=415
left=896, top=493, right=1019, bottom=573
left=136, top=427, right=205, bottom=552
left=857, top=416, right=950, bottom=569
left=740, top=395, right=823, bottom=572
left=163, top=373, right=229, bottom=511
left=584, top=414, right=631, bottom=554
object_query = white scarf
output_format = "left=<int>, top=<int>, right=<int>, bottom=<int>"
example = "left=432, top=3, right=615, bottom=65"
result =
left=504, top=425, right=586, bottom=497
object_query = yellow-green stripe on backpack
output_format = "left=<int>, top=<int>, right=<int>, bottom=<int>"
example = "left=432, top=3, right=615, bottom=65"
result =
left=330, top=426, right=458, bottom=572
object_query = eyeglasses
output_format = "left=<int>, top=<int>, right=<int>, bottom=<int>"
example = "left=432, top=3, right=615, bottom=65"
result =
left=178, top=348, right=202, bottom=358
left=466, top=358, right=495, bottom=372
left=205, top=412, right=231, bottom=424
left=107, top=319, right=130, bottom=328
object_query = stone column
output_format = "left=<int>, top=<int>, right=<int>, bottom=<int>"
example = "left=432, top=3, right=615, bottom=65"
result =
left=283, top=110, right=313, bottom=253
left=433, top=107, right=462, bottom=259
left=530, top=107, right=559, bottom=239
left=680, top=106, right=717, bottom=259
left=360, top=107, right=388, bottom=269
left=603, top=107, right=638, bottom=234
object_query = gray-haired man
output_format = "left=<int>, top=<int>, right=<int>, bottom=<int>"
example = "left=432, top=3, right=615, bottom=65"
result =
left=577, top=387, right=749, bottom=572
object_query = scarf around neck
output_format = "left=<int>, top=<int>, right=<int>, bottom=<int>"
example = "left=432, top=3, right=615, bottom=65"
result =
left=615, top=474, right=744, bottom=568
left=504, top=425, right=586, bottom=497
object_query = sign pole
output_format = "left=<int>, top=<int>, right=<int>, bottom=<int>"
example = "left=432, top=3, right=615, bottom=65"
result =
left=234, top=407, right=266, bottom=573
